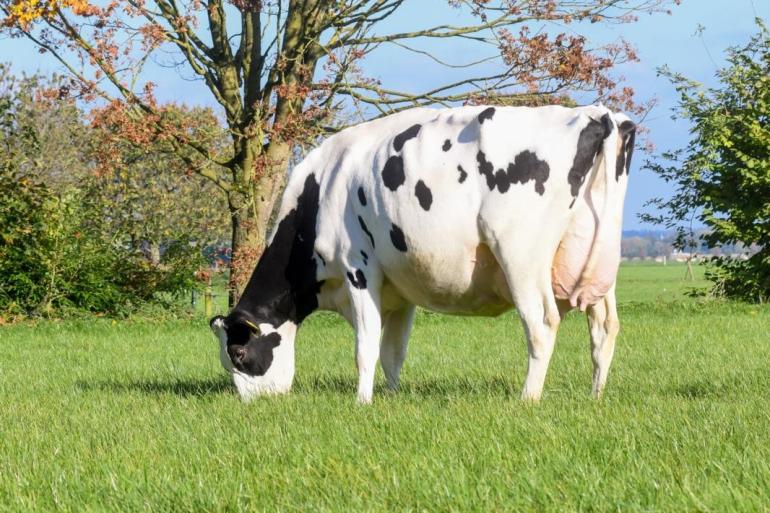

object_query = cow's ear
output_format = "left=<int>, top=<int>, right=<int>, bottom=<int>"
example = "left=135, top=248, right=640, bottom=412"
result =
left=210, top=315, right=225, bottom=329
left=210, top=315, right=226, bottom=336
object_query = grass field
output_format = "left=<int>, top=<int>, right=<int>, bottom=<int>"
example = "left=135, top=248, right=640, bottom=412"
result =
left=2, top=263, right=770, bottom=512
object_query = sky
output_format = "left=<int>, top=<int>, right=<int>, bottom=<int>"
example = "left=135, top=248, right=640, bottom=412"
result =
left=1, top=0, right=768, bottom=231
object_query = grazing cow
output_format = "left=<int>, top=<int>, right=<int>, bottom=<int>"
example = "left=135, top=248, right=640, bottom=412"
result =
left=210, top=104, right=636, bottom=403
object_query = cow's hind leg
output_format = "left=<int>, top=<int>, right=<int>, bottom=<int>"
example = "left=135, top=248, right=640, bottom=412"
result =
left=516, top=287, right=562, bottom=401
left=490, top=236, right=561, bottom=401
left=587, top=285, right=619, bottom=398
left=492, top=244, right=562, bottom=401
left=380, top=304, right=415, bottom=391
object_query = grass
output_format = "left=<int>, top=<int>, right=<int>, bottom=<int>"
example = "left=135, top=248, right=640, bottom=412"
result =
left=2, top=263, right=770, bottom=512
left=615, top=261, right=708, bottom=303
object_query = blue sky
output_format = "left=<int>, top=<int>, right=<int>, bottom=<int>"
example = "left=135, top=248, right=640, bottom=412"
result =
left=1, top=0, right=767, bottom=230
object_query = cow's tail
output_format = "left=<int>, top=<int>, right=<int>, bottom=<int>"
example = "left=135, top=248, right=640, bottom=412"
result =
left=569, top=110, right=625, bottom=311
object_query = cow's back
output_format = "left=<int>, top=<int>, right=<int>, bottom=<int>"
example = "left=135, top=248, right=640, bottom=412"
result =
left=281, top=105, right=629, bottom=315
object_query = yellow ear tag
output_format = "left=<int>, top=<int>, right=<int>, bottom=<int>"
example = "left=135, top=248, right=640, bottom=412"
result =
left=244, top=320, right=260, bottom=334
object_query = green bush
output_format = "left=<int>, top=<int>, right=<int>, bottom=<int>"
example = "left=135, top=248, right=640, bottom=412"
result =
left=705, top=255, right=770, bottom=303
left=0, top=66, right=215, bottom=318
left=645, top=19, right=770, bottom=302
left=0, top=163, right=204, bottom=317
left=0, top=162, right=52, bottom=313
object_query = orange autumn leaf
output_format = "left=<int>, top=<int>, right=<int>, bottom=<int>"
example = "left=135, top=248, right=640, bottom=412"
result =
left=3, top=0, right=96, bottom=28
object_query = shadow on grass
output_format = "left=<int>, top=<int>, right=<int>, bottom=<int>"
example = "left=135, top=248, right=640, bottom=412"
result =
left=78, top=373, right=517, bottom=399
left=294, top=373, right=516, bottom=398
left=669, top=373, right=767, bottom=399
left=672, top=381, right=728, bottom=399
left=77, top=376, right=233, bottom=398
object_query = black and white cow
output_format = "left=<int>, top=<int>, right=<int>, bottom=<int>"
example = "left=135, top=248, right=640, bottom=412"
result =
left=210, top=104, right=636, bottom=403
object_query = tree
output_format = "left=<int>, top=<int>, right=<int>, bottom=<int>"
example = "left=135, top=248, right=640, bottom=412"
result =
left=2, top=0, right=678, bottom=305
left=89, top=103, right=230, bottom=262
left=0, top=63, right=91, bottom=185
left=643, top=18, right=770, bottom=301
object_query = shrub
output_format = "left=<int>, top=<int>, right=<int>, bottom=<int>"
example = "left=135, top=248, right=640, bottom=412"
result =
left=644, top=19, right=770, bottom=302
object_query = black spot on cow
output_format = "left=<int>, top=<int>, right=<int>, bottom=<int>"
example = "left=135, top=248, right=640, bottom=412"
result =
left=232, top=173, right=322, bottom=327
left=414, top=180, right=433, bottom=211
left=390, top=223, right=408, bottom=252
left=477, top=151, right=496, bottom=190
left=615, top=120, right=636, bottom=180
left=495, top=169, right=510, bottom=193
left=477, top=150, right=549, bottom=195
left=478, top=107, right=496, bottom=124
left=358, top=216, right=375, bottom=248
left=567, top=113, right=613, bottom=202
left=382, top=155, right=405, bottom=191
left=507, top=150, right=550, bottom=196
left=619, top=120, right=635, bottom=135
left=393, top=124, right=421, bottom=152
left=457, top=165, right=468, bottom=183
left=346, top=269, right=367, bottom=289
left=357, top=186, right=367, bottom=206
left=360, top=250, right=369, bottom=265
left=623, top=130, right=636, bottom=176
left=602, top=113, right=614, bottom=134
left=442, top=139, right=452, bottom=152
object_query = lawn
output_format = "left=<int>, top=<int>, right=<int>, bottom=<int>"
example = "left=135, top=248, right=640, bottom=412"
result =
left=2, top=263, right=769, bottom=512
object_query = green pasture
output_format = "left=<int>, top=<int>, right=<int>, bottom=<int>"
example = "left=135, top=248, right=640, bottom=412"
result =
left=2, top=263, right=770, bottom=512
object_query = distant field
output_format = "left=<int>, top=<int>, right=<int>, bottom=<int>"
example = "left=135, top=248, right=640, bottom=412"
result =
left=615, top=261, right=708, bottom=303
left=2, top=263, right=769, bottom=512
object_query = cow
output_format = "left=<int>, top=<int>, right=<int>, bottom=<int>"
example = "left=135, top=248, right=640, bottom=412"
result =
left=210, top=104, right=636, bottom=404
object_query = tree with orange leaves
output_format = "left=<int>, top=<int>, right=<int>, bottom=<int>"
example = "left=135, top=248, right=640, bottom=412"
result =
left=1, top=0, right=679, bottom=305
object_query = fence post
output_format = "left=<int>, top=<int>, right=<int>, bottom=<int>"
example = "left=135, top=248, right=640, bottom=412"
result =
left=204, top=284, right=213, bottom=318
left=685, top=256, right=694, bottom=280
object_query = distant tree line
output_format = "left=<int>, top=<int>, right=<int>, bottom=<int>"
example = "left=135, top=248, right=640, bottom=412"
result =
left=621, top=234, right=672, bottom=259
left=620, top=230, right=757, bottom=260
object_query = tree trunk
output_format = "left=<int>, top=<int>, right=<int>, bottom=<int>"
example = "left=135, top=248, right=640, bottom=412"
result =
left=147, top=242, right=161, bottom=266
left=227, top=137, right=291, bottom=307
left=228, top=204, right=265, bottom=307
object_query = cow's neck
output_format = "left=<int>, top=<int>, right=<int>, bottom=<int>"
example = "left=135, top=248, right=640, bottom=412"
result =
left=234, top=174, right=321, bottom=326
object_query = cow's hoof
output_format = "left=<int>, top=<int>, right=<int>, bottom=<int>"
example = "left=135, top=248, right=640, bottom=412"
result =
left=520, top=391, right=542, bottom=403
left=384, top=380, right=400, bottom=393
left=356, top=393, right=373, bottom=405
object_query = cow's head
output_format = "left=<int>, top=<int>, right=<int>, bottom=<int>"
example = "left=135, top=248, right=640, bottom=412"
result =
left=209, top=311, right=297, bottom=400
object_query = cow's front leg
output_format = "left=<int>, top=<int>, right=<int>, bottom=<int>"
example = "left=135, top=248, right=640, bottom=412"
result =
left=347, top=269, right=383, bottom=404
left=380, top=304, right=415, bottom=391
